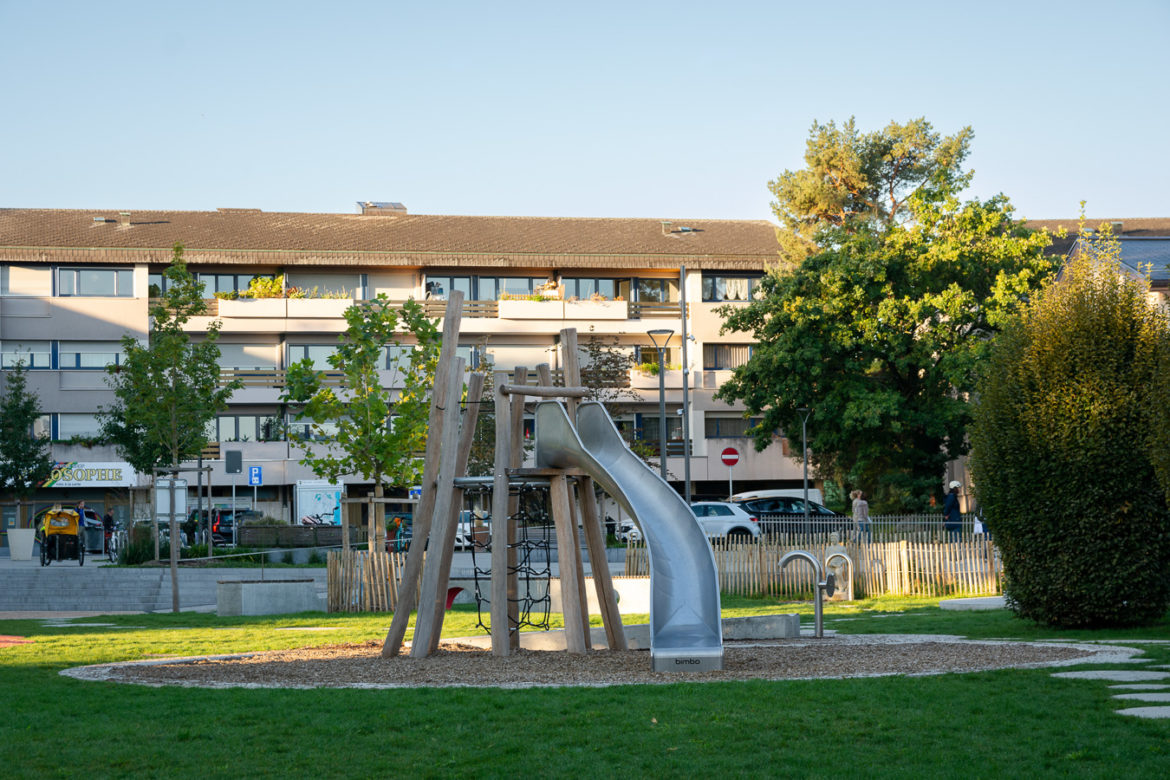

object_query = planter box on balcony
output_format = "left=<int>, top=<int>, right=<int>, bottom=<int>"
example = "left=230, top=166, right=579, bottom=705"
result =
left=219, top=299, right=287, bottom=318
left=498, top=299, right=564, bottom=319
left=564, top=300, right=628, bottom=320
left=287, top=299, right=353, bottom=318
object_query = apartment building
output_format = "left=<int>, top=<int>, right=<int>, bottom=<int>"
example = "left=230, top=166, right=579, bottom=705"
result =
left=0, top=204, right=806, bottom=526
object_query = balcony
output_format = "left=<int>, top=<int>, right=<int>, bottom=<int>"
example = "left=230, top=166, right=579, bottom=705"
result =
left=219, top=369, right=346, bottom=388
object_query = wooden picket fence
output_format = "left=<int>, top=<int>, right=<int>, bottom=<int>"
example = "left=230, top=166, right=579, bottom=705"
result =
left=624, top=536, right=1002, bottom=598
left=328, top=549, right=414, bottom=612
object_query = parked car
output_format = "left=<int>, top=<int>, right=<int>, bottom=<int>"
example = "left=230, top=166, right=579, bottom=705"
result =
left=207, top=508, right=264, bottom=545
left=730, top=495, right=847, bottom=535
left=690, top=502, right=762, bottom=539
left=729, top=487, right=826, bottom=505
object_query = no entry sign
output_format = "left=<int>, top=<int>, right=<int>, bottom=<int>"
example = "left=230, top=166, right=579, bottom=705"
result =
left=721, top=447, right=740, bottom=467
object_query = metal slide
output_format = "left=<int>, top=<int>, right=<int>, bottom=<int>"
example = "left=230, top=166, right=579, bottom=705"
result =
left=535, top=401, right=723, bottom=671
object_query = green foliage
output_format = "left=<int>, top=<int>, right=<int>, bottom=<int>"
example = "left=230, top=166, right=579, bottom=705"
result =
left=0, top=360, right=53, bottom=526
left=718, top=189, right=1053, bottom=511
left=282, top=295, right=441, bottom=492
left=99, top=244, right=240, bottom=473
left=970, top=220, right=1170, bottom=627
left=239, top=274, right=284, bottom=298
left=768, top=117, right=973, bottom=265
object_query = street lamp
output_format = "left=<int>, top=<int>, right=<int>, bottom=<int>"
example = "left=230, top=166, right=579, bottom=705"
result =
left=647, top=328, right=674, bottom=481
left=797, top=407, right=811, bottom=526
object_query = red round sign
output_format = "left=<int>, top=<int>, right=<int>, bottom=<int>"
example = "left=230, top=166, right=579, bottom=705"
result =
left=721, top=447, right=739, bottom=467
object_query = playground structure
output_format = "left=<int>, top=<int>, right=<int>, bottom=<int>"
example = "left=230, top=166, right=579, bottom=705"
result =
left=379, top=293, right=724, bottom=671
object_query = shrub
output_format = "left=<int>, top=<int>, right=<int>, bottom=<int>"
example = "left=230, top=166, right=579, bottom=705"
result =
left=970, top=222, right=1170, bottom=627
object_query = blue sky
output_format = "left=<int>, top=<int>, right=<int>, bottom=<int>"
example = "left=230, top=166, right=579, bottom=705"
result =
left=1, top=1, right=1165, bottom=222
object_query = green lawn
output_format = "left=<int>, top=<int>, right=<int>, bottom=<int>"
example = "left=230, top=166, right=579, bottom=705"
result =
left=3, top=597, right=1169, bottom=778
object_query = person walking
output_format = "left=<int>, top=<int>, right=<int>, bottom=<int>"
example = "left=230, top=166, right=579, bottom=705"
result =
left=850, top=489, right=870, bottom=541
left=943, top=481, right=963, bottom=539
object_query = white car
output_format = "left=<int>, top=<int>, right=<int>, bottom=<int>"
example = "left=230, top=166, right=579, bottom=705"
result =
left=690, top=502, right=762, bottom=539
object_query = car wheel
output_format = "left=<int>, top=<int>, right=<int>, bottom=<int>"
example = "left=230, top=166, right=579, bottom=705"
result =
left=728, top=528, right=752, bottom=540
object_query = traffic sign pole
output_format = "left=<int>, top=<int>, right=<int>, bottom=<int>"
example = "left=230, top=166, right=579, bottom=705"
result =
left=720, top=447, right=740, bottom=499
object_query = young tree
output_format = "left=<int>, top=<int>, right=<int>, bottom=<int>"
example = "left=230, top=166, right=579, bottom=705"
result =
left=282, top=296, right=441, bottom=549
left=717, top=190, right=1054, bottom=512
left=969, top=220, right=1170, bottom=628
left=768, top=117, right=973, bottom=265
left=0, top=360, right=54, bottom=528
left=100, top=244, right=238, bottom=591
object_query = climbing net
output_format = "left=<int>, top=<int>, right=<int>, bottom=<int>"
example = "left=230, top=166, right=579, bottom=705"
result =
left=466, top=481, right=553, bottom=635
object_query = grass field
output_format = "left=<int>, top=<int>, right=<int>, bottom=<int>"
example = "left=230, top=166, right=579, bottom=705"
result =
left=2, top=596, right=1169, bottom=778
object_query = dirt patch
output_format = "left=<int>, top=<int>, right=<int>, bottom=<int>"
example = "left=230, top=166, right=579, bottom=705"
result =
left=68, top=635, right=1115, bottom=689
left=0, top=635, right=33, bottom=649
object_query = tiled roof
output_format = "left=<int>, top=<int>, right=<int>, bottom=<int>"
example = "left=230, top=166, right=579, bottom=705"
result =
left=1026, top=218, right=1170, bottom=256
left=0, top=208, right=781, bottom=269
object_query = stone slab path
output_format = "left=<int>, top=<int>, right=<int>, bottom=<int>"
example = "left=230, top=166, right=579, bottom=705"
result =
left=1052, top=666, right=1170, bottom=719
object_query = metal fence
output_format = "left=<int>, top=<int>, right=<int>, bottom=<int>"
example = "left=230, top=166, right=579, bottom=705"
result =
left=755, top=512, right=987, bottom=542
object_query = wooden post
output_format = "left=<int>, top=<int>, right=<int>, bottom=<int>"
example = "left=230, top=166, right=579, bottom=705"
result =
left=549, top=474, right=588, bottom=654
left=565, top=482, right=592, bottom=650
left=412, top=359, right=467, bottom=657
left=382, top=291, right=463, bottom=657
left=425, top=371, right=485, bottom=654
left=490, top=371, right=512, bottom=656
left=506, top=366, right=527, bottom=650
left=558, top=330, right=589, bottom=634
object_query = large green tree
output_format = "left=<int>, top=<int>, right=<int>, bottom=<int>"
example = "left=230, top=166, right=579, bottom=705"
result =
left=969, top=221, right=1170, bottom=627
left=0, top=360, right=54, bottom=528
left=719, top=123, right=1053, bottom=510
left=768, top=117, right=973, bottom=265
left=282, top=295, right=441, bottom=549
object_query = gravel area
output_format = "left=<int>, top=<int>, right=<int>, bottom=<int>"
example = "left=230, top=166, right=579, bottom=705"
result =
left=65, top=635, right=1124, bottom=690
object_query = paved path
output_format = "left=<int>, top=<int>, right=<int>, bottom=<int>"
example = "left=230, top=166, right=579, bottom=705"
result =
left=1052, top=649, right=1170, bottom=719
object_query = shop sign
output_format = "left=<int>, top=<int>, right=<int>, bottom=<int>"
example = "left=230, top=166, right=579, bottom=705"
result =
left=41, top=461, right=139, bottom=488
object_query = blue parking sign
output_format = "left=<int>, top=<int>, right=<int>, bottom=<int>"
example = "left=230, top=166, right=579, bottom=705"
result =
left=248, top=466, right=262, bottom=486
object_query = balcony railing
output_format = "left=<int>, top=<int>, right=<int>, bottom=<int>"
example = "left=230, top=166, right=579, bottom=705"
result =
left=219, top=369, right=346, bottom=388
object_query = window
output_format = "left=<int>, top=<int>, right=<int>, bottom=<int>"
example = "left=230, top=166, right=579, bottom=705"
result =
left=384, top=344, right=413, bottom=372
left=0, top=341, right=51, bottom=369
left=288, top=345, right=337, bottom=371
left=57, top=413, right=102, bottom=439
left=59, top=341, right=125, bottom=369
left=196, top=273, right=270, bottom=297
left=1, top=265, right=51, bottom=296
left=642, top=415, right=683, bottom=442
left=424, top=275, right=472, bottom=300
left=57, top=268, right=133, bottom=297
left=635, top=345, right=678, bottom=367
left=701, top=273, right=761, bottom=302
left=635, top=278, right=673, bottom=303
left=32, top=414, right=50, bottom=440
left=209, top=414, right=282, bottom=442
left=705, top=416, right=764, bottom=438
left=703, top=344, right=752, bottom=370
left=562, top=277, right=620, bottom=300
left=479, top=276, right=553, bottom=300
left=286, top=417, right=339, bottom=441
left=284, top=272, right=362, bottom=299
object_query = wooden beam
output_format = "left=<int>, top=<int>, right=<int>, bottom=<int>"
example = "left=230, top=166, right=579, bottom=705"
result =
left=382, top=291, right=463, bottom=657
left=489, top=371, right=512, bottom=656
left=506, top=366, right=527, bottom=651
left=411, top=358, right=467, bottom=657
left=549, top=475, right=588, bottom=654
left=425, top=370, right=485, bottom=654
left=578, top=475, right=626, bottom=650
left=499, top=384, right=590, bottom=398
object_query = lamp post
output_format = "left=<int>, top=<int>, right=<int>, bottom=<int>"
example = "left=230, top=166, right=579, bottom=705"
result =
left=648, top=328, right=673, bottom=482
left=797, top=407, right=811, bottom=526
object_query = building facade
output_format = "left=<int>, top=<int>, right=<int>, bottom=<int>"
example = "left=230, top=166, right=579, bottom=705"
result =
left=1, top=204, right=806, bottom=527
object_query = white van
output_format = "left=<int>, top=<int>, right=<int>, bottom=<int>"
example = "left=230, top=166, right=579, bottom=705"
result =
left=729, top=488, right=825, bottom=505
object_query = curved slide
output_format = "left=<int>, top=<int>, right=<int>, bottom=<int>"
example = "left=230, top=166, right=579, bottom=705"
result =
left=535, top=401, right=723, bottom=671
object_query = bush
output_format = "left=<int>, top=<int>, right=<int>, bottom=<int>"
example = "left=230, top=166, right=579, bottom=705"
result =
left=970, top=224, right=1170, bottom=627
